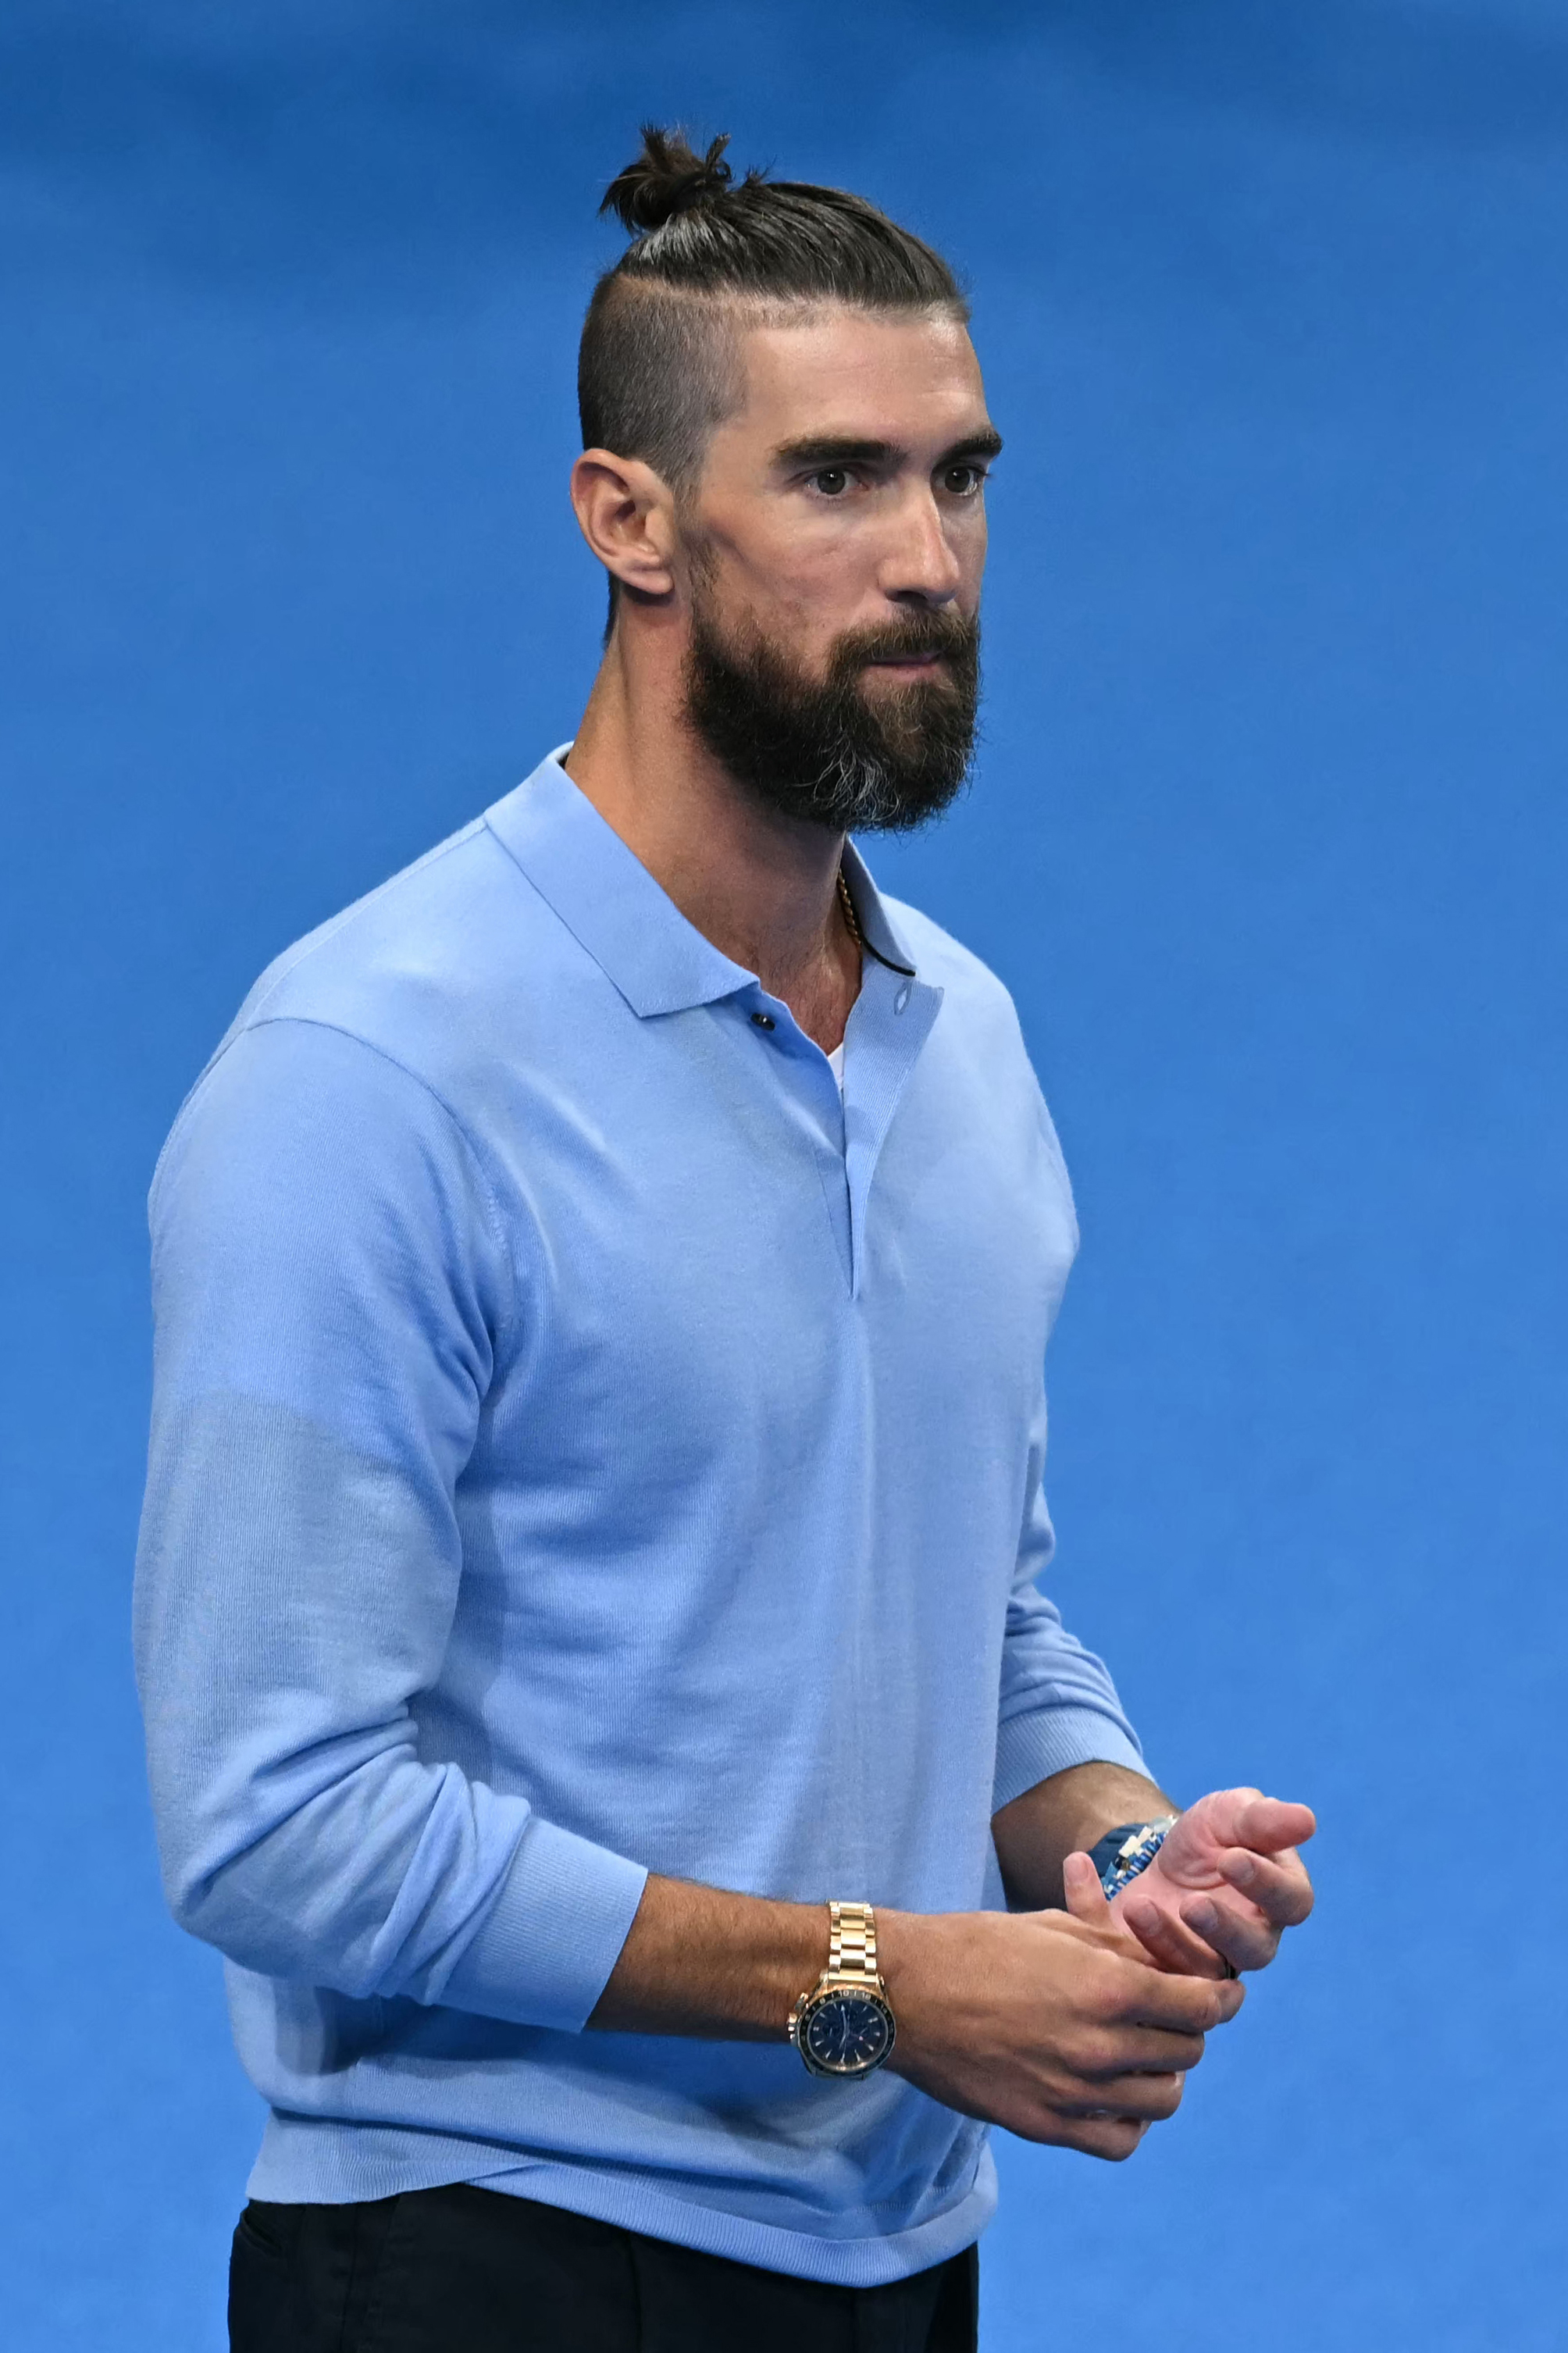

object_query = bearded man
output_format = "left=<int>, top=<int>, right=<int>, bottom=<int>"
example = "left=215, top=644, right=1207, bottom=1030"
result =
left=134, top=129, right=1314, bottom=2353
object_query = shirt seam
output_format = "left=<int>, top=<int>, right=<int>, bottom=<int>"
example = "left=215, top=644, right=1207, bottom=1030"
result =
left=145, top=822, right=490, bottom=1204
left=237, top=1012, right=526, bottom=1361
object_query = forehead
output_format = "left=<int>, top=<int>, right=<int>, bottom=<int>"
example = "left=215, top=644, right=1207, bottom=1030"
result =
left=723, top=305, right=988, bottom=453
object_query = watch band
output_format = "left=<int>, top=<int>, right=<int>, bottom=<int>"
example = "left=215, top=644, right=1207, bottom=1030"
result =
left=827, top=1900, right=879, bottom=1983
left=1088, top=1815, right=1178, bottom=1902
left=787, top=1901, right=896, bottom=2080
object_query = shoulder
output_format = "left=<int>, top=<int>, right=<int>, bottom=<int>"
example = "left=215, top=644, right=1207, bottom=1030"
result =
left=148, top=809, right=528, bottom=1287
left=150, top=773, right=583, bottom=1222
left=222, top=809, right=543, bottom=1061
left=180, top=769, right=587, bottom=1118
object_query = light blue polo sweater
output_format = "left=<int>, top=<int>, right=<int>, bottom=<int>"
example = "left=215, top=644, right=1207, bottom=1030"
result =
left=132, top=748, right=1145, bottom=2286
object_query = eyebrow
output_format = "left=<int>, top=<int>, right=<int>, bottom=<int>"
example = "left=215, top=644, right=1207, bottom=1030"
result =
left=771, top=428, right=1004, bottom=472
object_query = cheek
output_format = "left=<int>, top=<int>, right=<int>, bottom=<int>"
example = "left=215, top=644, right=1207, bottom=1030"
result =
left=702, top=489, right=880, bottom=593
left=949, top=504, right=988, bottom=581
left=711, top=552, right=870, bottom=666
left=735, top=528, right=878, bottom=618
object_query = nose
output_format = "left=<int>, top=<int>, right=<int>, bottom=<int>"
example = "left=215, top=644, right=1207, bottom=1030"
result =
left=878, top=484, right=964, bottom=608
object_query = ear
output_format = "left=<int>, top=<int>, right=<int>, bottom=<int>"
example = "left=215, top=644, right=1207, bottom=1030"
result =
left=570, top=448, right=679, bottom=601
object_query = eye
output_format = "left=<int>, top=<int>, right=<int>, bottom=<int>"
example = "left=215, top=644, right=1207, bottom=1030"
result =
left=810, top=467, right=852, bottom=497
left=940, top=463, right=987, bottom=496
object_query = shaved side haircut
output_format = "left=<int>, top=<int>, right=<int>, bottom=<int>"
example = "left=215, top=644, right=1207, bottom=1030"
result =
left=579, top=127, right=968, bottom=626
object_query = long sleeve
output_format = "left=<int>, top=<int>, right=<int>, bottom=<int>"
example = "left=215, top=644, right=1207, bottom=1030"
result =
left=132, top=1015, right=647, bottom=2034
left=990, top=1389, right=1148, bottom=1813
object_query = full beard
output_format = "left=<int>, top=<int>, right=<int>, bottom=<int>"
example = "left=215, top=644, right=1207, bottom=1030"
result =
left=683, top=594, right=980, bottom=835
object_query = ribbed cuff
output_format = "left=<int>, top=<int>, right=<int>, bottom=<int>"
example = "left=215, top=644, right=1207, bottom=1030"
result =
left=992, top=1705, right=1147, bottom=1813
left=442, top=1816, right=649, bottom=2034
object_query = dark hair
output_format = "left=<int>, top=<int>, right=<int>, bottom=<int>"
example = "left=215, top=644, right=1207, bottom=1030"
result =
left=579, top=128, right=968, bottom=627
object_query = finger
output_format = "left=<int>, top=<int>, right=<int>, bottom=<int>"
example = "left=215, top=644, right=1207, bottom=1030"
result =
left=1076, top=2023, right=1208, bottom=2077
left=1063, top=1856, right=1163, bottom=1967
left=1030, top=2109, right=1151, bottom=2162
left=1217, top=1848, right=1315, bottom=1927
left=1231, top=1796, right=1317, bottom=1855
left=1063, top=1849, right=1115, bottom=1927
left=1115, top=1961, right=1245, bottom=2035
left=1121, top=1895, right=1231, bottom=1980
left=1180, top=1895, right=1279, bottom=1975
left=1057, top=2069, right=1186, bottom=2124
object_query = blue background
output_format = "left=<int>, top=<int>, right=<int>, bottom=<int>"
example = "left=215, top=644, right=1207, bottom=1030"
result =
left=3, top=3, right=1563, bottom=2344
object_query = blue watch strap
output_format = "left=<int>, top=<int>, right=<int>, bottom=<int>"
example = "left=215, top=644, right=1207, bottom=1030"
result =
left=1086, top=1816, right=1178, bottom=1902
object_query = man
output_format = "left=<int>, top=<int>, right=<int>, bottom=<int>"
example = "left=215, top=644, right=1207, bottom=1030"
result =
left=134, top=129, right=1314, bottom=2351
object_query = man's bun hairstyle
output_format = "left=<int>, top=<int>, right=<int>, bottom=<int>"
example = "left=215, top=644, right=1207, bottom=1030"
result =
left=599, top=127, right=743, bottom=234
left=579, top=127, right=968, bottom=628
left=587, top=123, right=964, bottom=324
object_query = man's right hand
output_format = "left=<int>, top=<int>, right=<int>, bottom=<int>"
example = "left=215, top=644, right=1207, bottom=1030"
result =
left=876, top=1905, right=1244, bottom=2160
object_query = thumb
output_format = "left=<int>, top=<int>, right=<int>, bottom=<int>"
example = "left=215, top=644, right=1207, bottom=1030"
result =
left=1063, top=1849, right=1114, bottom=1928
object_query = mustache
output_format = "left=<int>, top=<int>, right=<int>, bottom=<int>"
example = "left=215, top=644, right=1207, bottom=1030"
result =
left=827, top=610, right=979, bottom=679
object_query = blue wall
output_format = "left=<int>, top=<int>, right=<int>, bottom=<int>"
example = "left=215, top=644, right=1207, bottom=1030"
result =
left=3, top=5, right=1563, bottom=2344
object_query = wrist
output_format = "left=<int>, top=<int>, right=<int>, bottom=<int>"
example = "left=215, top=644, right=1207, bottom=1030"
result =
left=1064, top=1784, right=1181, bottom=1868
left=867, top=1906, right=919, bottom=2002
left=993, top=1762, right=1178, bottom=1910
left=873, top=1906, right=997, bottom=2065
left=1087, top=1815, right=1179, bottom=1903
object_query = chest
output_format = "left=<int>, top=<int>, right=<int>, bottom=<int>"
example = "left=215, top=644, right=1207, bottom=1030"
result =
left=479, top=1001, right=1074, bottom=1495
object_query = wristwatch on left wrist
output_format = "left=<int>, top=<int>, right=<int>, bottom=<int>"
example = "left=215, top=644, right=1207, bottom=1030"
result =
left=788, top=1901, right=897, bottom=2080
left=1088, top=1815, right=1179, bottom=1902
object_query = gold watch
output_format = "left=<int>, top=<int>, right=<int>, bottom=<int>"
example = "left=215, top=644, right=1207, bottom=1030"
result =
left=787, top=1901, right=897, bottom=2080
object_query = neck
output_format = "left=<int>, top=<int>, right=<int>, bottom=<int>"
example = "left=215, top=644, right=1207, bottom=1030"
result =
left=562, top=616, right=861, bottom=1053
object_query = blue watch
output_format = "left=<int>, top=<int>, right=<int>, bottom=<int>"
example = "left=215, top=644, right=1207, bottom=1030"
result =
left=1087, top=1816, right=1178, bottom=1902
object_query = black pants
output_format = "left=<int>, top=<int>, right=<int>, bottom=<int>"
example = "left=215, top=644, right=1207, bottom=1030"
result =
left=230, top=2183, right=978, bottom=2351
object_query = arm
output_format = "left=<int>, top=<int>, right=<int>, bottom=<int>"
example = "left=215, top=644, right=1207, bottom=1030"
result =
left=989, top=1385, right=1314, bottom=1977
left=590, top=1870, right=1242, bottom=2162
left=985, top=1381, right=1172, bottom=1909
left=992, top=1759, right=1180, bottom=1911
left=989, top=1392, right=1153, bottom=1827
left=134, top=1019, right=647, bottom=2033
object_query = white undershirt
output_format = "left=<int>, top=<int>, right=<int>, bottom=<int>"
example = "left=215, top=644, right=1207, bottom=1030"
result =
left=827, top=1040, right=846, bottom=1094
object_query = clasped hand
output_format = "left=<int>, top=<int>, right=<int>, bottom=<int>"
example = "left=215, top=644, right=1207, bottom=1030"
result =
left=882, top=1785, right=1314, bottom=2159
left=1064, top=1786, right=1317, bottom=1980
left=881, top=1902, right=1244, bottom=2162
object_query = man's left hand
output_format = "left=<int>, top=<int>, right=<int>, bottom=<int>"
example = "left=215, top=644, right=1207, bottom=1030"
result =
left=1064, top=1788, right=1315, bottom=1979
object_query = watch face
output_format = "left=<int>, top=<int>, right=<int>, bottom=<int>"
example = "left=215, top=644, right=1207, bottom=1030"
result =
left=803, top=1991, right=894, bottom=2075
